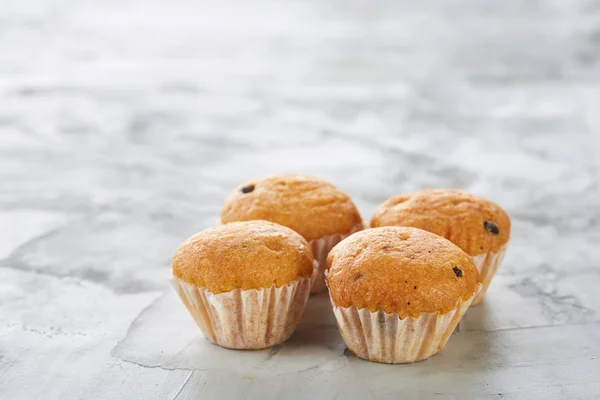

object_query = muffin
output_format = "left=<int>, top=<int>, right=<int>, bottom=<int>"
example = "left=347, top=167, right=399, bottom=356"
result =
left=370, top=189, right=510, bottom=305
left=221, top=174, right=363, bottom=294
left=327, top=227, right=480, bottom=364
left=171, top=220, right=314, bottom=349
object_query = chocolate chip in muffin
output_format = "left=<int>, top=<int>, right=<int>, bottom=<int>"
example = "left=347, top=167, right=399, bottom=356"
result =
left=453, top=266, right=463, bottom=277
left=353, top=273, right=363, bottom=281
left=484, top=221, right=499, bottom=235
left=240, top=184, right=255, bottom=194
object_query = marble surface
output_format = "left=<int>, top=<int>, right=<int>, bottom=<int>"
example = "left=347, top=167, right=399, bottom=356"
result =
left=1, top=0, right=600, bottom=399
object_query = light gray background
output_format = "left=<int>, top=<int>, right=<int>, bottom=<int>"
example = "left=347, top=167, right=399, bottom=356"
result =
left=1, top=0, right=599, bottom=399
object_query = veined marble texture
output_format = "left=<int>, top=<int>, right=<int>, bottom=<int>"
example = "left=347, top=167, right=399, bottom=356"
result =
left=1, top=0, right=599, bottom=399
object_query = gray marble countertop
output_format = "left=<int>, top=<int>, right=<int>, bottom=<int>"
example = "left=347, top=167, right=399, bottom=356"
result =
left=1, top=0, right=599, bottom=399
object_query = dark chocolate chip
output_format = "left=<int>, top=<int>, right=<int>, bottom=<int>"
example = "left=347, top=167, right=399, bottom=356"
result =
left=407, top=302, right=411, bottom=305
left=484, top=221, right=499, bottom=235
left=427, top=250, right=431, bottom=253
left=353, top=273, right=363, bottom=281
left=414, top=285, right=417, bottom=289
left=453, top=266, right=463, bottom=277
left=405, top=280, right=408, bottom=283
left=241, top=184, right=255, bottom=194
left=382, top=245, right=389, bottom=250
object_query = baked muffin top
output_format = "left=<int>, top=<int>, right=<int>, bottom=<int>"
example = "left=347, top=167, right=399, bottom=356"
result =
left=326, top=227, right=479, bottom=317
left=370, top=189, right=510, bottom=255
left=172, top=221, right=313, bottom=293
left=220, top=174, right=363, bottom=241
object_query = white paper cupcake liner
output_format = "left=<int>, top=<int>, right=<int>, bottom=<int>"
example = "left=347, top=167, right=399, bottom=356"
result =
left=331, top=285, right=481, bottom=364
left=470, top=245, right=507, bottom=305
left=171, top=276, right=311, bottom=349
left=309, top=224, right=362, bottom=294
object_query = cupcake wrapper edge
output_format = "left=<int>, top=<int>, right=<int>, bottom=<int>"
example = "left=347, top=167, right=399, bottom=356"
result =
left=171, top=276, right=311, bottom=349
left=331, top=284, right=481, bottom=364
left=309, top=224, right=362, bottom=294
left=471, top=245, right=507, bottom=305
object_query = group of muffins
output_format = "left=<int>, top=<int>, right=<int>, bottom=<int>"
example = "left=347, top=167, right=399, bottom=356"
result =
left=171, top=174, right=510, bottom=363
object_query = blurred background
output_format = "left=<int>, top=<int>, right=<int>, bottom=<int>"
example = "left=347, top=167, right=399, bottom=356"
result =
left=2, top=0, right=598, bottom=291
left=1, top=0, right=599, bottom=398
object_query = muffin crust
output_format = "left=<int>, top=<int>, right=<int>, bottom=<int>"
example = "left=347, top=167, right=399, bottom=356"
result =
left=220, top=174, right=363, bottom=241
left=172, top=221, right=313, bottom=294
left=326, top=227, right=479, bottom=317
left=370, top=189, right=510, bottom=255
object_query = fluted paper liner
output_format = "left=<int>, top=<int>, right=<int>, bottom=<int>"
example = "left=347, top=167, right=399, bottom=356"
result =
left=470, top=245, right=507, bottom=305
left=331, top=285, right=481, bottom=364
left=309, top=224, right=362, bottom=294
left=171, top=276, right=311, bottom=349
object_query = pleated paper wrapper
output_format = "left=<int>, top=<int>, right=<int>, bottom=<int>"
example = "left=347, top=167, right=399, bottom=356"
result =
left=331, top=285, right=481, bottom=364
left=470, top=245, right=507, bottom=305
left=309, top=224, right=362, bottom=294
left=171, top=276, right=311, bottom=349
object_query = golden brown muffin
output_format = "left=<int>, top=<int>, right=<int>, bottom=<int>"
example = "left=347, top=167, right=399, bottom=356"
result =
left=327, top=226, right=479, bottom=317
left=370, top=189, right=510, bottom=256
left=220, top=174, right=363, bottom=242
left=172, top=220, right=313, bottom=294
